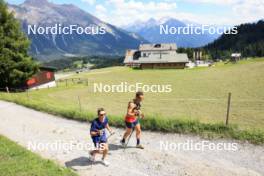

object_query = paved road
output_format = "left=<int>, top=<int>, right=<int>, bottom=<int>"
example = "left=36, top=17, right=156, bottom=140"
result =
left=0, top=100, right=263, bottom=176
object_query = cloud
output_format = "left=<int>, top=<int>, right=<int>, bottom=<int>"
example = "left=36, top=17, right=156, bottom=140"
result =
left=183, top=0, right=241, bottom=5
left=81, top=0, right=96, bottom=5
left=95, top=0, right=178, bottom=26
left=95, top=4, right=107, bottom=13
left=232, top=0, right=264, bottom=23
left=94, top=0, right=264, bottom=26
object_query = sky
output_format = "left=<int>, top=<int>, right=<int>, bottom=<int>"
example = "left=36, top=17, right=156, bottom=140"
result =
left=6, top=0, right=264, bottom=27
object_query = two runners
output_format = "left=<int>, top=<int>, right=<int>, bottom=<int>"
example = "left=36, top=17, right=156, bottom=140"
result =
left=89, top=91, right=145, bottom=166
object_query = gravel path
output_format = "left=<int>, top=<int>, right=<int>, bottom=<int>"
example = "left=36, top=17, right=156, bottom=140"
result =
left=0, top=100, right=263, bottom=176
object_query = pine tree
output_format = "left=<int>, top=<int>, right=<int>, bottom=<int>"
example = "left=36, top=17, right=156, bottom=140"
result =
left=0, top=0, right=38, bottom=89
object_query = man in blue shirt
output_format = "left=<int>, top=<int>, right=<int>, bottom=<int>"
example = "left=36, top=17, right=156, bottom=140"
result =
left=89, top=108, right=113, bottom=166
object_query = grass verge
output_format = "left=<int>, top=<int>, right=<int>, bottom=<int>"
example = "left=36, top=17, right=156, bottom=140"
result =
left=1, top=96, right=263, bottom=145
left=0, top=135, right=77, bottom=176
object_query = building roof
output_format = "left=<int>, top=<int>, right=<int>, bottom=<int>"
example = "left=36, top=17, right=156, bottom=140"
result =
left=39, top=66, right=57, bottom=72
left=139, top=43, right=177, bottom=51
left=231, top=53, right=241, bottom=57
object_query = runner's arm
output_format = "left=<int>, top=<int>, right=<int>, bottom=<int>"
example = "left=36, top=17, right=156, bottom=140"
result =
left=105, top=124, right=113, bottom=134
left=90, top=122, right=100, bottom=136
left=127, top=102, right=138, bottom=116
left=139, top=110, right=145, bottom=119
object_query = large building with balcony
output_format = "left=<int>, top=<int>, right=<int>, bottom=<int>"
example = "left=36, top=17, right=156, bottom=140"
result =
left=124, top=43, right=189, bottom=69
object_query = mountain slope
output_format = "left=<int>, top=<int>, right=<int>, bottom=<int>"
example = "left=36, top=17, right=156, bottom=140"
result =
left=123, top=18, right=220, bottom=48
left=205, top=20, right=264, bottom=59
left=8, top=0, right=146, bottom=60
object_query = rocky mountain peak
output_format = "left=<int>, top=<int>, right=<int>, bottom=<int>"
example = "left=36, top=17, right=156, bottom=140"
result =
left=24, top=0, right=50, bottom=6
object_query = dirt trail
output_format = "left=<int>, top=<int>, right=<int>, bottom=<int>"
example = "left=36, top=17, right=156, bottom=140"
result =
left=0, top=100, right=263, bottom=176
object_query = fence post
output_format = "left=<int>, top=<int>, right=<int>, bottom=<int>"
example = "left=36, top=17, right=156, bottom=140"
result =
left=226, top=92, right=232, bottom=125
left=26, top=89, right=29, bottom=100
left=78, top=96, right=82, bottom=112
left=86, top=79, right=88, bottom=86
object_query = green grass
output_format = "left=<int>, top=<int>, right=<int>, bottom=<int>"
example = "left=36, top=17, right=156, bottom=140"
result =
left=0, top=58, right=264, bottom=144
left=0, top=135, right=77, bottom=176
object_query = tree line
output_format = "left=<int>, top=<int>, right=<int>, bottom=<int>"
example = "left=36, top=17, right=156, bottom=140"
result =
left=178, top=20, right=264, bottom=61
left=205, top=20, right=264, bottom=60
left=43, top=56, right=124, bottom=71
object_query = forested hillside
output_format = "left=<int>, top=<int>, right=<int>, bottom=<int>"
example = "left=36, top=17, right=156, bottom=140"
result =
left=204, top=20, right=264, bottom=60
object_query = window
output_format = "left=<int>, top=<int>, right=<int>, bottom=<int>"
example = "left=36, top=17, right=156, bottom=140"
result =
left=133, top=51, right=141, bottom=60
left=154, top=44, right=161, bottom=48
left=46, top=72, right=52, bottom=79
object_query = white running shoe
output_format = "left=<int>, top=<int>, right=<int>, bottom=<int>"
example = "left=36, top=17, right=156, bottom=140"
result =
left=136, top=144, right=144, bottom=149
left=102, top=159, right=110, bottom=166
left=88, top=152, right=95, bottom=162
left=120, top=140, right=126, bottom=148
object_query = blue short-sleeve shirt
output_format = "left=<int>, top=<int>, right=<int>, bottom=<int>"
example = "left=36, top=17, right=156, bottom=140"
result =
left=90, top=117, right=108, bottom=143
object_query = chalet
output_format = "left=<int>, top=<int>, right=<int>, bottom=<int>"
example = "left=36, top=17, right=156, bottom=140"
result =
left=124, top=43, right=189, bottom=69
left=26, top=66, right=56, bottom=90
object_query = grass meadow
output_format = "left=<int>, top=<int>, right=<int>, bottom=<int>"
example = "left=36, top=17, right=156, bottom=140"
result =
left=0, top=58, right=264, bottom=143
left=0, top=135, right=76, bottom=176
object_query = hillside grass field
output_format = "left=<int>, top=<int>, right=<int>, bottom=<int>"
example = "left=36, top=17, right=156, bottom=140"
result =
left=0, top=58, right=264, bottom=143
left=0, top=135, right=76, bottom=176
